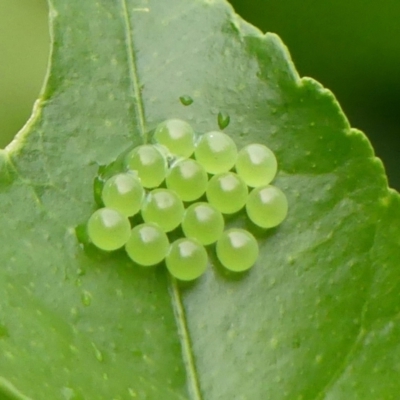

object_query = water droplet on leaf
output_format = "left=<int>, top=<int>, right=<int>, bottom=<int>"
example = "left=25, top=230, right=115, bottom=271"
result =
left=217, top=111, right=230, bottom=130
left=179, top=95, right=193, bottom=106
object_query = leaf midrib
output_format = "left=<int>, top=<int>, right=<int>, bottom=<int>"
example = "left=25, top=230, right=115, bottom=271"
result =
left=121, top=0, right=147, bottom=141
left=121, top=1, right=202, bottom=398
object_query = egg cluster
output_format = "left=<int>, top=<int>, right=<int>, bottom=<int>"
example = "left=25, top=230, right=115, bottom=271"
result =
left=85, top=119, right=288, bottom=280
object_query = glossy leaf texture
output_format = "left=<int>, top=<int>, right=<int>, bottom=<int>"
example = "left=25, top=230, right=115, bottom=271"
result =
left=0, top=0, right=399, bottom=399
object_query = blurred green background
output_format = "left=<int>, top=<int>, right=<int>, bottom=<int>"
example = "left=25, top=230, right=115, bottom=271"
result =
left=229, top=0, right=400, bottom=189
left=1, top=0, right=399, bottom=188
left=0, top=0, right=48, bottom=145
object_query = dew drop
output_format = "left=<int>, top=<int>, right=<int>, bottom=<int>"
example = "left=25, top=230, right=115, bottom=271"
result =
left=179, top=95, right=193, bottom=106
left=81, top=290, right=92, bottom=306
left=217, top=111, right=230, bottom=130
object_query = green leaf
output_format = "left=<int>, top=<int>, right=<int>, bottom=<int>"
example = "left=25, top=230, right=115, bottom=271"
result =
left=0, top=0, right=399, bottom=399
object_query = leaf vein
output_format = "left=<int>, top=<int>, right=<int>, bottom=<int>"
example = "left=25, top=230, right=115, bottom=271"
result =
left=121, top=3, right=202, bottom=398
left=313, top=240, right=376, bottom=400
left=313, top=329, right=365, bottom=400
left=168, top=277, right=203, bottom=400
left=121, top=0, right=147, bottom=141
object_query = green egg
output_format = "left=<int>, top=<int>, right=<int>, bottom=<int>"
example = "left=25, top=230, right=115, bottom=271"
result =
left=125, top=223, right=169, bottom=266
left=166, top=238, right=208, bottom=281
left=182, top=202, right=224, bottom=245
left=101, top=173, right=144, bottom=217
left=125, top=144, right=167, bottom=188
left=235, top=143, right=277, bottom=187
left=194, top=131, right=237, bottom=174
left=206, top=172, right=248, bottom=214
left=141, top=188, right=185, bottom=232
left=87, top=208, right=131, bottom=251
left=246, top=185, right=288, bottom=228
left=166, top=159, right=208, bottom=202
left=216, top=228, right=259, bottom=272
left=154, top=119, right=195, bottom=158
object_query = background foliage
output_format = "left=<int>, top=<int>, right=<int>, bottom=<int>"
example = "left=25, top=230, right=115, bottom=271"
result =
left=1, top=0, right=398, bottom=188
left=0, top=0, right=48, bottom=147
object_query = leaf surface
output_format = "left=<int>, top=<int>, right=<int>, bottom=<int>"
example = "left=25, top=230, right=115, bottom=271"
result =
left=0, top=0, right=399, bottom=399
